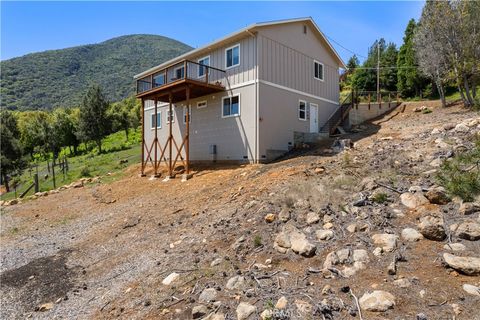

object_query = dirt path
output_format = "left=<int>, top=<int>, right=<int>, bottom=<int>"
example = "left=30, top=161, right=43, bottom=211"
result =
left=1, top=101, right=479, bottom=319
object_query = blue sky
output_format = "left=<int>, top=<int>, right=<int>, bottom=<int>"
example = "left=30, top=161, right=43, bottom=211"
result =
left=1, top=1, right=424, bottom=62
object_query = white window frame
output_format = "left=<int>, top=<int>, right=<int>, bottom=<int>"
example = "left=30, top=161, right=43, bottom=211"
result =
left=166, top=109, right=175, bottom=124
left=151, top=112, right=161, bottom=129
left=197, top=55, right=210, bottom=78
left=222, top=94, right=241, bottom=118
left=183, top=105, right=192, bottom=124
left=298, top=100, right=307, bottom=121
left=314, top=60, right=324, bottom=81
left=197, top=100, right=207, bottom=109
left=225, top=44, right=240, bottom=69
left=173, top=66, right=185, bottom=80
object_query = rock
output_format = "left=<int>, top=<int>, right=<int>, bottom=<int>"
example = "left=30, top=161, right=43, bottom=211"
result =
left=359, top=290, right=395, bottom=312
left=226, top=276, right=246, bottom=291
left=387, top=261, right=396, bottom=275
left=274, top=223, right=316, bottom=257
left=278, top=208, right=291, bottom=222
left=332, top=138, right=353, bottom=152
left=400, top=192, right=429, bottom=209
left=454, top=123, right=470, bottom=133
left=393, top=278, right=411, bottom=288
left=162, top=272, right=179, bottom=285
left=316, top=229, right=334, bottom=241
left=260, top=309, right=273, bottom=320
left=418, top=213, right=446, bottom=241
left=373, top=247, right=383, bottom=257
left=347, top=223, right=357, bottom=233
left=443, top=253, right=480, bottom=275
left=264, top=213, right=276, bottom=223
left=314, top=166, right=325, bottom=174
left=71, top=180, right=83, bottom=188
left=236, top=302, right=256, bottom=320
left=401, top=228, right=424, bottom=242
left=321, top=285, right=333, bottom=295
left=192, top=305, right=208, bottom=319
left=306, top=212, right=320, bottom=224
left=416, top=313, right=428, bottom=320
left=425, top=187, right=451, bottom=205
left=459, top=202, right=480, bottom=215
left=294, top=299, right=313, bottom=315
left=372, top=234, right=398, bottom=252
left=211, top=258, right=223, bottom=267
left=323, top=248, right=368, bottom=277
left=38, top=302, right=54, bottom=311
left=199, top=288, right=217, bottom=303
left=443, top=243, right=466, bottom=251
left=275, top=296, right=288, bottom=309
left=323, top=222, right=334, bottom=229
left=451, top=221, right=480, bottom=241
left=462, top=284, right=480, bottom=297
left=231, top=235, right=246, bottom=250
left=353, top=249, right=369, bottom=263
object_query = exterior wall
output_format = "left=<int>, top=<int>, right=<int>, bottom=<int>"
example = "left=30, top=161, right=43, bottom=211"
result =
left=257, top=21, right=340, bottom=104
left=143, top=83, right=256, bottom=163
left=258, top=82, right=338, bottom=161
left=349, top=102, right=400, bottom=125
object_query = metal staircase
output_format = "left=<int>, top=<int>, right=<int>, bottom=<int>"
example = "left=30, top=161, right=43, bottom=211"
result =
left=320, top=91, right=354, bottom=136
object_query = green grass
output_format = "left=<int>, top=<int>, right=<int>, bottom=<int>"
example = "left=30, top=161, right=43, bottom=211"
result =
left=1, top=128, right=141, bottom=201
left=446, top=85, right=480, bottom=104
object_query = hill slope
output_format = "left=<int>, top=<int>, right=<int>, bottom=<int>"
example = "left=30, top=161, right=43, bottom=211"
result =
left=0, top=35, right=192, bottom=110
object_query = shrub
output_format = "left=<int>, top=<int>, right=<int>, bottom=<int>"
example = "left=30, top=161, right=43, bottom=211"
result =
left=79, top=166, right=92, bottom=178
left=253, top=235, right=262, bottom=248
left=436, top=139, right=480, bottom=202
left=372, top=192, right=389, bottom=203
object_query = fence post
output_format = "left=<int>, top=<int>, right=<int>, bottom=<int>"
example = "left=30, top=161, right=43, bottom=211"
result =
left=34, top=173, right=39, bottom=193
left=65, top=156, right=69, bottom=172
left=52, top=157, right=56, bottom=189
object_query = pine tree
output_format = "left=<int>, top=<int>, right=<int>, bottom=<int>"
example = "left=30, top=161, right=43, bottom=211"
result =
left=77, top=84, right=111, bottom=153
left=397, top=19, right=427, bottom=98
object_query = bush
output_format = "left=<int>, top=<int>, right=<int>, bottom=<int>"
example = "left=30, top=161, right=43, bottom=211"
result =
left=253, top=235, right=263, bottom=248
left=372, top=192, right=389, bottom=203
left=79, top=166, right=92, bottom=178
left=436, top=139, right=480, bottom=202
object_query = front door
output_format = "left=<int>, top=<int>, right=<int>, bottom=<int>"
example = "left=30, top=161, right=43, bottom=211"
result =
left=310, top=103, right=318, bottom=133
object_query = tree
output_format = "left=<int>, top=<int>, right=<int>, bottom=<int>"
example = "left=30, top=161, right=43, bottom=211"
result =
left=352, top=39, right=386, bottom=92
left=77, top=84, right=111, bottom=153
left=51, top=108, right=80, bottom=155
left=397, top=19, right=428, bottom=98
left=381, top=42, right=398, bottom=92
left=0, top=111, right=24, bottom=192
left=17, top=111, right=52, bottom=158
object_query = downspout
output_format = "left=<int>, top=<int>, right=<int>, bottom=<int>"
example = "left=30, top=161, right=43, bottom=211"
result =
left=246, top=28, right=258, bottom=164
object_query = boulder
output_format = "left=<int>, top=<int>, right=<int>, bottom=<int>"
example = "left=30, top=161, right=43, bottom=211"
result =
left=274, top=223, right=316, bottom=257
left=236, top=302, right=256, bottom=320
left=306, top=212, right=320, bottom=224
left=400, top=192, right=429, bottom=209
left=425, top=187, right=450, bottom=205
left=226, top=276, right=246, bottom=291
left=199, top=288, right=217, bottom=303
left=450, top=221, right=480, bottom=241
left=459, top=202, right=480, bottom=215
left=359, top=290, right=395, bottom=312
left=278, top=208, right=291, bottom=222
left=443, top=243, right=466, bottom=251
left=372, top=234, right=398, bottom=252
left=443, top=253, right=480, bottom=275
left=462, top=284, right=480, bottom=297
left=454, top=123, right=470, bottom=133
left=316, top=229, right=334, bottom=241
left=418, top=213, right=446, bottom=241
left=401, top=228, right=424, bottom=242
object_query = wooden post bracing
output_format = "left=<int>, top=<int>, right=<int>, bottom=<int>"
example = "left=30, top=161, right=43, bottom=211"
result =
left=141, top=98, right=146, bottom=176
left=154, top=98, right=159, bottom=177
left=186, top=86, right=190, bottom=174
left=168, top=93, right=173, bottom=177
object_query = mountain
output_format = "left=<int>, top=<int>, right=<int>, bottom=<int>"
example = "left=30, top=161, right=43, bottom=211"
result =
left=0, top=35, right=192, bottom=110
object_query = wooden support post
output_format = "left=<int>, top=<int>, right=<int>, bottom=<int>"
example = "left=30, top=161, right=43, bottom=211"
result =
left=154, top=97, right=159, bottom=177
left=368, top=93, right=371, bottom=110
left=34, top=173, right=39, bottom=193
left=168, top=93, right=173, bottom=178
left=141, top=98, right=146, bottom=176
left=388, top=93, right=391, bottom=108
left=52, top=157, right=56, bottom=189
left=186, top=86, right=190, bottom=174
left=379, top=93, right=382, bottom=109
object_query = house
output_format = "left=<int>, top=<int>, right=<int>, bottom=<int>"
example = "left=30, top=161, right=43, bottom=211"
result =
left=134, top=17, right=346, bottom=178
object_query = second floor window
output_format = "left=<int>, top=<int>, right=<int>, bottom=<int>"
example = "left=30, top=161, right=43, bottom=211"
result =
left=198, top=56, right=210, bottom=77
left=153, top=72, right=165, bottom=87
left=174, top=66, right=184, bottom=80
left=314, top=61, right=324, bottom=81
left=225, top=44, right=240, bottom=69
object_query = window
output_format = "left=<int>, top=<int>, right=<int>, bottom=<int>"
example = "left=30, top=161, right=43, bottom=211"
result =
left=198, top=56, right=210, bottom=77
left=197, top=100, right=207, bottom=109
left=225, top=44, right=240, bottom=69
left=183, top=106, right=192, bottom=124
left=151, top=112, right=161, bottom=129
left=222, top=95, right=240, bottom=117
left=314, top=61, right=324, bottom=81
left=153, top=72, right=165, bottom=87
left=166, top=109, right=175, bottom=123
left=174, top=66, right=184, bottom=80
left=298, top=100, right=307, bottom=120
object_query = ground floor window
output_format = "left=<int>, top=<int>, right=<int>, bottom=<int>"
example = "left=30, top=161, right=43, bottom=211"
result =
left=151, top=112, right=161, bottom=128
left=298, top=100, right=307, bottom=120
left=222, top=95, right=240, bottom=117
left=183, top=106, right=192, bottom=124
left=197, top=100, right=207, bottom=109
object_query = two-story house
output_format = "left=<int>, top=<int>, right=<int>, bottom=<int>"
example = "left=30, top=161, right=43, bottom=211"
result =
left=134, top=17, right=345, bottom=178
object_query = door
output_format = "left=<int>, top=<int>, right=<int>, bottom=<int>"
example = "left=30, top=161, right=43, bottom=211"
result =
left=310, top=103, right=318, bottom=133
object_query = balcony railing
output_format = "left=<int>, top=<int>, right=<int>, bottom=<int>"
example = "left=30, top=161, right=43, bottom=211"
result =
left=136, top=60, right=227, bottom=95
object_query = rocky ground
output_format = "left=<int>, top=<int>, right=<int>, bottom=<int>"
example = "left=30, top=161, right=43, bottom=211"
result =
left=1, top=101, right=479, bottom=320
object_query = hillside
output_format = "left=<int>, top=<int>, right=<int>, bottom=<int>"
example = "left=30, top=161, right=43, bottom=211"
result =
left=0, top=35, right=192, bottom=110
left=1, top=101, right=479, bottom=319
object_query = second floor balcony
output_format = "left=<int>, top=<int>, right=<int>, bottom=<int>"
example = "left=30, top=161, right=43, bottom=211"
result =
left=135, top=60, right=227, bottom=103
